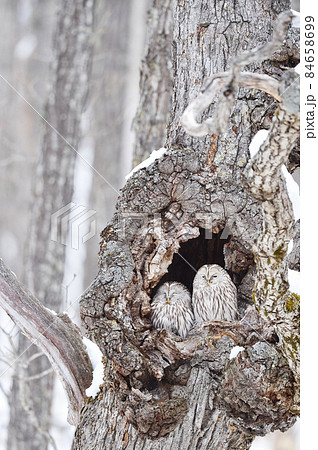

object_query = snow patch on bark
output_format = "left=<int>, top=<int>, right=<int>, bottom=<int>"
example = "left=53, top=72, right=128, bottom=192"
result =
left=249, top=129, right=269, bottom=157
left=281, top=166, right=300, bottom=221
left=229, top=346, right=245, bottom=360
left=125, top=147, right=166, bottom=180
left=288, top=269, right=300, bottom=295
left=83, top=337, right=104, bottom=398
left=287, top=239, right=294, bottom=255
left=291, top=10, right=300, bottom=28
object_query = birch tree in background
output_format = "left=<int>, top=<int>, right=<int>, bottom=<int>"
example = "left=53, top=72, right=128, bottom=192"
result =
left=84, top=0, right=149, bottom=290
left=7, top=1, right=96, bottom=449
left=72, top=0, right=300, bottom=447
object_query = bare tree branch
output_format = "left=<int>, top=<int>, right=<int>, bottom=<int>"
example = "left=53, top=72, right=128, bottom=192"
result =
left=1, top=321, right=58, bottom=448
left=181, top=10, right=295, bottom=136
left=0, top=259, right=93, bottom=425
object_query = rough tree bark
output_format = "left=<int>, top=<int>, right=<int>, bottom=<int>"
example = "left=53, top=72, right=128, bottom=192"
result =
left=7, top=1, right=96, bottom=449
left=72, top=0, right=299, bottom=449
left=0, top=259, right=93, bottom=426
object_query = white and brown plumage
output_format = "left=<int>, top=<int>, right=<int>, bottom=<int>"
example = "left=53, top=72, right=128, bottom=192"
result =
left=151, top=282, right=194, bottom=339
left=192, top=264, right=238, bottom=324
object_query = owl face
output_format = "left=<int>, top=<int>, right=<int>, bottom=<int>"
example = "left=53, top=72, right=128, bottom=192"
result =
left=154, top=282, right=191, bottom=306
left=194, top=264, right=228, bottom=287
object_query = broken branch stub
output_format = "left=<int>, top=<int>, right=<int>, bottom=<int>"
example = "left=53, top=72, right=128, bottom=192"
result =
left=181, top=72, right=281, bottom=137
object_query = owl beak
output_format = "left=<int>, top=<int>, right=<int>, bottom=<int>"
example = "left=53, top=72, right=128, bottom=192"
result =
left=167, top=297, right=170, bottom=304
left=207, top=280, right=210, bottom=285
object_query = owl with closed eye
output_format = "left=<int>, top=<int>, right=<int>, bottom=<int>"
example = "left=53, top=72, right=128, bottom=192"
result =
left=192, top=264, right=238, bottom=324
left=151, top=282, right=194, bottom=339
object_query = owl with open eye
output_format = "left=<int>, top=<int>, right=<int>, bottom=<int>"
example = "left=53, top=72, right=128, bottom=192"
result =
left=151, top=281, right=194, bottom=339
left=192, top=264, right=238, bottom=324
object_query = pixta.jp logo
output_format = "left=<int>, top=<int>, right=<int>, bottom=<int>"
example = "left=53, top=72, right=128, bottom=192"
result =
left=51, top=203, right=96, bottom=249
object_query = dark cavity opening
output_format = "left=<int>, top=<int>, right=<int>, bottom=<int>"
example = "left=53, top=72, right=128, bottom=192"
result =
left=157, top=228, right=231, bottom=294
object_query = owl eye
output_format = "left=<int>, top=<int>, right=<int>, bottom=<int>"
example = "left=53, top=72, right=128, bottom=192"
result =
left=202, top=275, right=206, bottom=279
left=212, top=275, right=217, bottom=278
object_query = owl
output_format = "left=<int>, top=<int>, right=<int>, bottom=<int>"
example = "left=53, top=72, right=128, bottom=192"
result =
left=151, top=282, right=194, bottom=339
left=192, top=264, right=238, bottom=324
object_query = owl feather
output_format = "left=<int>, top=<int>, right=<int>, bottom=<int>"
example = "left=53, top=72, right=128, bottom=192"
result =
left=151, top=281, right=194, bottom=339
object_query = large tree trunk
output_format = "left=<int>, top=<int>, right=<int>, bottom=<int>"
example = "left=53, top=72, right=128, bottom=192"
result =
left=7, top=1, right=96, bottom=449
left=73, top=0, right=299, bottom=449
left=132, top=0, right=174, bottom=166
left=84, top=0, right=149, bottom=289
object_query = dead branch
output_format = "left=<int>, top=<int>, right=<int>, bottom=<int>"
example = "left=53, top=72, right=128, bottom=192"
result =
left=0, top=259, right=93, bottom=424
left=73, top=5, right=299, bottom=444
